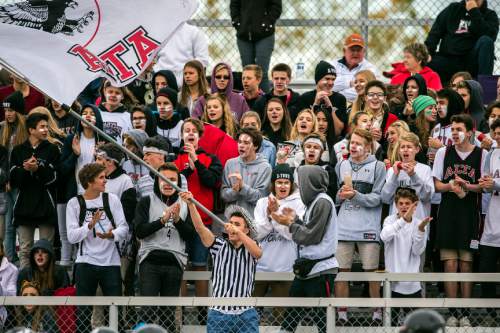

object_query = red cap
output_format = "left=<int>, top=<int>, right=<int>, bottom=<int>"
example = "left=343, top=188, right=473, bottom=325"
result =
left=344, top=33, right=365, bottom=48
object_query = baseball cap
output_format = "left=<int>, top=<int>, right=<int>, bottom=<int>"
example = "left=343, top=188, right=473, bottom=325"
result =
left=344, top=33, right=365, bottom=48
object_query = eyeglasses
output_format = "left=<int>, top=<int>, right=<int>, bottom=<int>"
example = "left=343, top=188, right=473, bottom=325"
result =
left=367, top=93, right=385, bottom=99
left=215, top=75, right=230, bottom=80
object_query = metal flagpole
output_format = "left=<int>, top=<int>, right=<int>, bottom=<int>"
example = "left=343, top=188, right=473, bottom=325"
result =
left=65, top=106, right=226, bottom=227
left=0, top=56, right=225, bottom=226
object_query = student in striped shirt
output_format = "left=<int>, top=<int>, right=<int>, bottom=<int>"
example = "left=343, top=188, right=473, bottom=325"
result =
left=180, top=192, right=262, bottom=333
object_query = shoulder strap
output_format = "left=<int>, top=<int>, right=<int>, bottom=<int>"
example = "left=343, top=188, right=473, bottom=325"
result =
left=102, top=192, right=122, bottom=257
left=102, top=192, right=116, bottom=228
left=76, top=195, right=86, bottom=227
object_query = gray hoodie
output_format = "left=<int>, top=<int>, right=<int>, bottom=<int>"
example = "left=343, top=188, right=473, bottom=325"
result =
left=221, top=154, right=272, bottom=217
left=289, top=165, right=338, bottom=277
left=335, top=155, right=386, bottom=242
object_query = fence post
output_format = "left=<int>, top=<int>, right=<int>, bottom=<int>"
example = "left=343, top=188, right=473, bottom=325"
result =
left=383, top=279, right=391, bottom=327
left=109, top=304, right=119, bottom=331
left=326, top=304, right=335, bottom=333
left=360, top=0, right=369, bottom=57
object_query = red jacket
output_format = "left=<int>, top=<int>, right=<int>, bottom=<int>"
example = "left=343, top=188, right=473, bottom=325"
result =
left=174, top=149, right=222, bottom=225
left=198, top=123, right=238, bottom=167
left=388, top=63, right=443, bottom=91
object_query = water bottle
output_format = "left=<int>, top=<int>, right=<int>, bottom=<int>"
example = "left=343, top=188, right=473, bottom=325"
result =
left=296, top=59, right=305, bottom=79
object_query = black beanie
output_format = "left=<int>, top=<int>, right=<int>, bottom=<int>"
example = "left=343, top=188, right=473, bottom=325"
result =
left=2, top=91, right=24, bottom=113
left=272, top=163, right=294, bottom=183
left=314, top=60, right=336, bottom=84
left=156, top=87, right=178, bottom=108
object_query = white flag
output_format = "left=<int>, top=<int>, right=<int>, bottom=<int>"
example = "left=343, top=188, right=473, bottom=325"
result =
left=0, top=0, right=197, bottom=105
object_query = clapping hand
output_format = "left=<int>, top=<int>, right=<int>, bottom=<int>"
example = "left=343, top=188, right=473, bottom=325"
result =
left=418, top=216, right=433, bottom=232
left=229, top=172, right=243, bottom=192
left=271, top=207, right=296, bottom=227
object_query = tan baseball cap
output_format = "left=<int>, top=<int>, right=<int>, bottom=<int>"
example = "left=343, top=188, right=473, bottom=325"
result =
left=344, top=33, right=365, bottom=48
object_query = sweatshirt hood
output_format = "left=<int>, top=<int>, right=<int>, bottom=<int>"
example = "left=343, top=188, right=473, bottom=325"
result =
left=124, top=129, right=148, bottom=152
left=152, top=70, right=179, bottom=92
left=349, top=154, right=377, bottom=167
left=238, top=153, right=268, bottom=166
left=29, top=239, right=54, bottom=268
left=297, top=165, right=329, bottom=206
left=77, top=104, right=104, bottom=134
left=402, top=74, right=427, bottom=101
left=210, top=62, right=234, bottom=95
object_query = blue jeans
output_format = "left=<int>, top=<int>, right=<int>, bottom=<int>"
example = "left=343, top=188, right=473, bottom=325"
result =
left=207, top=308, right=259, bottom=333
left=4, top=189, right=18, bottom=262
left=237, top=35, right=275, bottom=93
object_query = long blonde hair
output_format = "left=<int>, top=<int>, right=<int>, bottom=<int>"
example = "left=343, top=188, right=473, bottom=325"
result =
left=29, top=107, right=65, bottom=146
left=350, top=70, right=377, bottom=124
left=394, top=132, right=422, bottom=163
left=1, top=110, right=28, bottom=148
left=290, top=109, right=318, bottom=141
left=386, top=120, right=410, bottom=164
left=202, top=94, right=237, bottom=138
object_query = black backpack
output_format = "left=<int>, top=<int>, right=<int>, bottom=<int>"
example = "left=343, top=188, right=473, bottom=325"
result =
left=76, top=192, right=122, bottom=257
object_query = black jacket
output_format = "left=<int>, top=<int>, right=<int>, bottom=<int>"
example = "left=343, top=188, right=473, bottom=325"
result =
left=10, top=139, right=60, bottom=227
left=230, top=0, right=282, bottom=42
left=425, top=0, right=499, bottom=56
left=297, top=90, right=348, bottom=130
left=253, top=88, right=301, bottom=122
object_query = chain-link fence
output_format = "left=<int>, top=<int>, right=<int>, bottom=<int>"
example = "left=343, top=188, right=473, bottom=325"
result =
left=3, top=297, right=500, bottom=333
left=190, top=0, right=500, bottom=79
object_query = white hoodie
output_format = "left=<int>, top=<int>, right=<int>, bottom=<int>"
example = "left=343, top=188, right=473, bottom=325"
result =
left=0, top=256, right=18, bottom=326
left=380, top=214, right=427, bottom=295
left=66, top=192, right=129, bottom=266
left=254, top=191, right=306, bottom=272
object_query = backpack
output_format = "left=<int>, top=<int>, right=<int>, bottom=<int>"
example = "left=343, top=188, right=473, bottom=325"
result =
left=76, top=192, right=122, bottom=257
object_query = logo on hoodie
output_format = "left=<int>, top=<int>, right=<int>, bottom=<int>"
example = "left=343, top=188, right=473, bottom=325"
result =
left=455, top=19, right=470, bottom=34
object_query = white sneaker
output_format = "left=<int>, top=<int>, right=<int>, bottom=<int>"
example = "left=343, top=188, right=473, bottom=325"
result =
left=372, top=309, right=383, bottom=322
left=338, top=311, right=348, bottom=322
left=459, top=316, right=472, bottom=327
left=446, top=316, right=458, bottom=327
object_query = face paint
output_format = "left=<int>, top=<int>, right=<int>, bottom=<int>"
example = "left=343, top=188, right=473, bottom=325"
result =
left=133, top=119, right=146, bottom=127
left=356, top=145, right=364, bottom=153
left=425, top=108, right=434, bottom=116
left=489, top=117, right=496, bottom=126
left=305, top=147, right=321, bottom=161
left=358, top=122, right=368, bottom=130
left=183, top=132, right=199, bottom=141
left=105, top=93, right=123, bottom=103
left=458, top=131, right=466, bottom=143
left=439, top=105, right=447, bottom=118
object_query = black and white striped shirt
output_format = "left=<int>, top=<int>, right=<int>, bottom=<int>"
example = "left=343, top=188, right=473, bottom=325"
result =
left=210, top=236, right=257, bottom=314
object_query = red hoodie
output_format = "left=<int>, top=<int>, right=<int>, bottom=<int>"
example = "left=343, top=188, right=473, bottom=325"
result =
left=388, top=63, right=443, bottom=91
left=198, top=124, right=238, bottom=167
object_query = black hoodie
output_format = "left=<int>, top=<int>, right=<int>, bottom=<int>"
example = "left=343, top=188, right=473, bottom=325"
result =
left=16, top=239, right=69, bottom=296
left=10, top=138, right=60, bottom=227
left=425, top=0, right=499, bottom=56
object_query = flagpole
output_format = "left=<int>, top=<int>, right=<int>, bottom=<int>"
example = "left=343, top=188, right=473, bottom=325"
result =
left=63, top=106, right=226, bottom=227
left=0, top=56, right=225, bottom=226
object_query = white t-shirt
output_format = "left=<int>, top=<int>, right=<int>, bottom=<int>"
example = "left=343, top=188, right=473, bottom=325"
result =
left=480, top=148, right=500, bottom=247
left=66, top=193, right=129, bottom=266
left=432, top=146, right=487, bottom=181
left=101, top=111, right=132, bottom=145
left=76, top=135, right=97, bottom=194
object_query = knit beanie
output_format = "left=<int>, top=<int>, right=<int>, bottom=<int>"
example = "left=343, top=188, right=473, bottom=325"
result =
left=271, top=163, right=294, bottom=183
left=314, top=60, right=336, bottom=84
left=2, top=91, right=24, bottom=113
left=97, top=143, right=125, bottom=166
left=156, top=87, right=178, bottom=108
left=412, top=95, right=436, bottom=117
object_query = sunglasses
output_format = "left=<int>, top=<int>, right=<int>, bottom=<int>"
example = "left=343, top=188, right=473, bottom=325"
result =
left=215, top=75, right=230, bottom=80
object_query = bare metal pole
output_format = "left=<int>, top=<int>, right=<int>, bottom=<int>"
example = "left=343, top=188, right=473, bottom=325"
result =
left=65, top=106, right=226, bottom=227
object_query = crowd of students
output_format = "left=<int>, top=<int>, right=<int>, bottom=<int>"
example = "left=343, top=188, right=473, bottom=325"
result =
left=0, top=0, right=499, bottom=331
